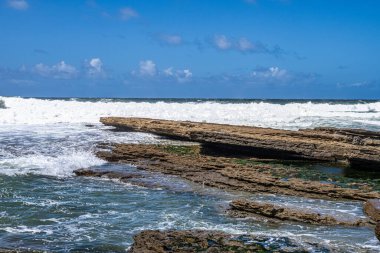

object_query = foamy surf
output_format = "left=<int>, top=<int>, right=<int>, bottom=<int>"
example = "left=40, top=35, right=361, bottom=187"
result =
left=1, top=97, right=379, bottom=130
left=0, top=96, right=379, bottom=252
left=0, top=151, right=105, bottom=177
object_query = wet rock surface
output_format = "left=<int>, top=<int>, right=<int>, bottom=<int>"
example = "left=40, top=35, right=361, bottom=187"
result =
left=229, top=199, right=370, bottom=226
left=89, top=144, right=380, bottom=201
left=74, top=168, right=165, bottom=189
left=127, top=230, right=333, bottom=253
left=376, top=222, right=380, bottom=241
left=364, top=199, right=380, bottom=222
left=100, top=117, right=380, bottom=169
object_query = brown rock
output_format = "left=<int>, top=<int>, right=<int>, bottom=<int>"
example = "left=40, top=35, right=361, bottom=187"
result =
left=100, top=117, right=380, bottom=169
left=364, top=199, right=380, bottom=221
left=91, top=143, right=380, bottom=201
left=376, top=222, right=380, bottom=241
left=127, top=230, right=330, bottom=253
left=229, top=199, right=369, bottom=226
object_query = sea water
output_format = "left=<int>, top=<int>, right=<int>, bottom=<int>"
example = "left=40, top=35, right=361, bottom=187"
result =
left=0, top=97, right=379, bottom=252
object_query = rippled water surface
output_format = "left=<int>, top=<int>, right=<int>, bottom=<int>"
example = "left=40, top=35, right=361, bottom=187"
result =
left=0, top=97, right=379, bottom=252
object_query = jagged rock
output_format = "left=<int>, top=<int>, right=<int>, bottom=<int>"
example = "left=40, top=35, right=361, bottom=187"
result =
left=376, top=222, right=380, bottom=241
left=364, top=199, right=380, bottom=221
left=127, top=230, right=332, bottom=253
left=229, top=199, right=369, bottom=226
left=100, top=117, right=380, bottom=169
left=92, top=144, right=380, bottom=201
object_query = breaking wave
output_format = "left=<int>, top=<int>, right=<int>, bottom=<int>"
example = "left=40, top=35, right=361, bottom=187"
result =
left=1, top=96, right=380, bottom=130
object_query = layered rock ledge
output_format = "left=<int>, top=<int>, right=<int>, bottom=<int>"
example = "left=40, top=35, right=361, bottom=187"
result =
left=229, top=199, right=370, bottom=226
left=100, top=117, right=380, bottom=169
left=77, top=144, right=380, bottom=201
left=127, top=230, right=332, bottom=253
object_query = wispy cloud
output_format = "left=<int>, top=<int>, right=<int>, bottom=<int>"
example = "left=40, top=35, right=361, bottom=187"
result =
left=156, top=34, right=183, bottom=46
left=7, top=0, right=28, bottom=10
left=200, top=66, right=318, bottom=87
left=120, top=7, right=139, bottom=21
left=213, top=35, right=232, bottom=50
left=337, top=81, right=374, bottom=88
left=33, top=49, right=49, bottom=55
left=164, top=67, right=192, bottom=82
left=211, top=34, right=284, bottom=57
left=33, top=61, right=79, bottom=79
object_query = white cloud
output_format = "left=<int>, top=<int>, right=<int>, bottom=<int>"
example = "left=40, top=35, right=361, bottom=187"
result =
left=7, top=0, right=28, bottom=10
left=120, top=7, right=139, bottom=20
left=87, top=58, right=106, bottom=78
left=34, top=61, right=78, bottom=79
left=139, top=60, right=157, bottom=76
left=214, top=35, right=232, bottom=50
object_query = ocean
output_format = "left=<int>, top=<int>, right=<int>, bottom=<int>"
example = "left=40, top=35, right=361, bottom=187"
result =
left=0, top=96, right=379, bottom=252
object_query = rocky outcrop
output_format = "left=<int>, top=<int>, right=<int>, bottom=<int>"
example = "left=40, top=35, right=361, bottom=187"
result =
left=364, top=199, right=380, bottom=222
left=127, top=230, right=332, bottom=253
left=229, top=199, right=370, bottom=226
left=100, top=117, right=380, bottom=169
left=376, top=222, right=380, bottom=241
left=86, top=144, right=380, bottom=201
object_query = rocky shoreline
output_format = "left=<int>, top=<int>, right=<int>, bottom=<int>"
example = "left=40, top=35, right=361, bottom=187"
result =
left=75, top=117, right=380, bottom=249
left=127, top=230, right=335, bottom=253
left=100, top=117, right=380, bottom=169
left=80, top=143, right=379, bottom=201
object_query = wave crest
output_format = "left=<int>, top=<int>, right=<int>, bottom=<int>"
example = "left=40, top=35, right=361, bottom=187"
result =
left=0, top=97, right=379, bottom=130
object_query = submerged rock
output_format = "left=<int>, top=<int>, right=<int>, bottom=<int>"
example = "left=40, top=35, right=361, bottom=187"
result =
left=100, top=117, right=380, bottom=169
left=127, top=230, right=332, bottom=253
left=74, top=168, right=165, bottom=189
left=229, top=199, right=369, bottom=226
left=93, top=143, right=380, bottom=201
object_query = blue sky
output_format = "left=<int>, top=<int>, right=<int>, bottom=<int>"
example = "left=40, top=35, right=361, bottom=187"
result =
left=0, top=0, right=379, bottom=98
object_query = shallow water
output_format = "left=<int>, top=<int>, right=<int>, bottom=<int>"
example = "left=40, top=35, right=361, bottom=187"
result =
left=0, top=97, right=379, bottom=252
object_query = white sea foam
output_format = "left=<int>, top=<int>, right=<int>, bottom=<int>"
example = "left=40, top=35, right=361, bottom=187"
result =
left=0, top=150, right=105, bottom=177
left=1, top=97, right=379, bottom=130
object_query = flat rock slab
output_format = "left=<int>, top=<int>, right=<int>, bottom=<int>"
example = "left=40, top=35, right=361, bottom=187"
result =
left=93, top=144, right=380, bottom=201
left=127, top=230, right=333, bottom=253
left=100, top=117, right=380, bottom=169
left=364, top=199, right=380, bottom=221
left=230, top=199, right=370, bottom=226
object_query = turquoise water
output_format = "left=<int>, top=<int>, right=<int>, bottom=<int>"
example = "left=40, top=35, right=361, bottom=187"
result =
left=0, top=98, right=379, bottom=252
